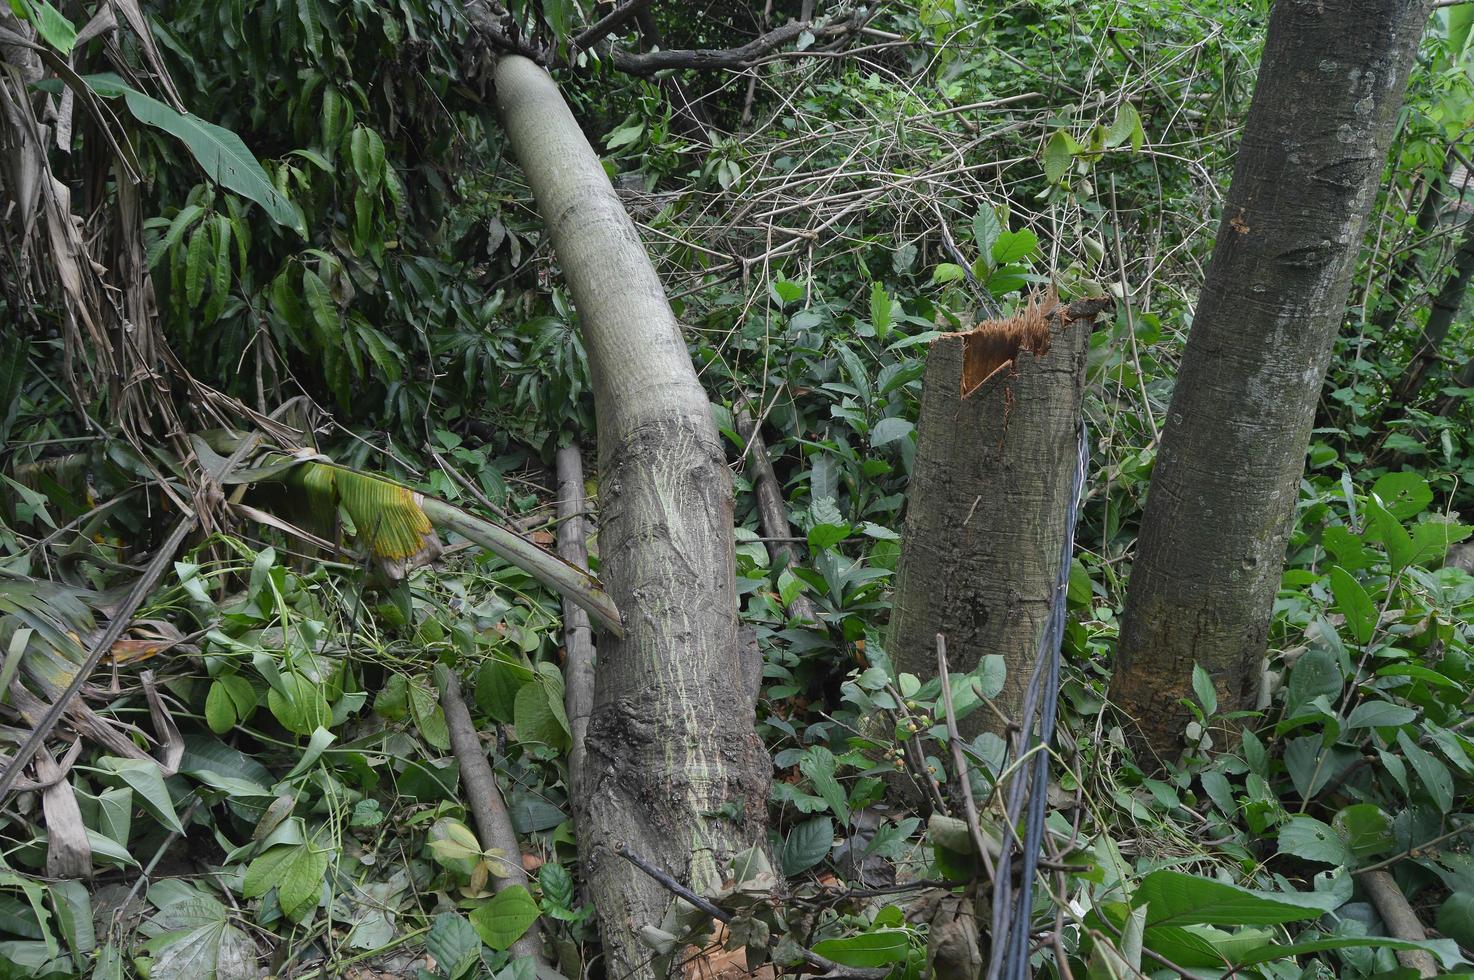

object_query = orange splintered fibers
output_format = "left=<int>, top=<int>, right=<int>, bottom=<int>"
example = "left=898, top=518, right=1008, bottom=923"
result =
left=953, top=290, right=1057, bottom=398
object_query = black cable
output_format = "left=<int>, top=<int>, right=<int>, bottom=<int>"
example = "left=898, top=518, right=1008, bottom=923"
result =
left=990, top=421, right=1088, bottom=979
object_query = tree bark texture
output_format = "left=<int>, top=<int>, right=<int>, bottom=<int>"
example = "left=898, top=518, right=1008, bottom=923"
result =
left=495, top=56, right=768, bottom=980
left=888, top=296, right=1106, bottom=740
left=1110, top=0, right=1430, bottom=762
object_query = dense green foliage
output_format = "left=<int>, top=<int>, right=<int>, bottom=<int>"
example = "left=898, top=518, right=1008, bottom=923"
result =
left=4, top=0, right=1474, bottom=978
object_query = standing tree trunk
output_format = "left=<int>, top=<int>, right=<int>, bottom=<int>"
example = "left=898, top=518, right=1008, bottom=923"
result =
left=888, top=295, right=1108, bottom=740
left=1371, top=149, right=1457, bottom=335
left=495, top=56, right=769, bottom=980
left=1110, top=0, right=1431, bottom=762
left=1386, top=218, right=1474, bottom=406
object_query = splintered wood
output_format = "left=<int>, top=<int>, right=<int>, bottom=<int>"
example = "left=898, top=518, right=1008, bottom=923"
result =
left=949, top=291, right=1113, bottom=399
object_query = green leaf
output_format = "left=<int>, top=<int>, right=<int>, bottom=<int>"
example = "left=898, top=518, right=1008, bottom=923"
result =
left=142, top=897, right=259, bottom=979
left=1438, top=891, right=1474, bottom=950
left=807, top=523, right=851, bottom=552
left=514, top=678, right=571, bottom=751
left=267, top=672, right=331, bottom=736
left=799, top=746, right=850, bottom=824
left=810, top=930, right=910, bottom=967
left=931, top=262, right=967, bottom=284
left=204, top=681, right=237, bottom=734
left=469, top=884, right=540, bottom=950
left=1372, top=472, right=1432, bottom=520
left=1452, top=5, right=1474, bottom=61
left=1327, top=566, right=1375, bottom=645
left=781, top=817, right=834, bottom=876
left=477, top=657, right=534, bottom=723
left=1398, top=730, right=1454, bottom=812
left=1231, top=934, right=1464, bottom=970
left=185, top=223, right=210, bottom=309
left=97, top=758, right=183, bottom=834
left=426, top=913, right=481, bottom=979
left=1130, top=870, right=1338, bottom=927
left=972, top=206, right=1002, bottom=259
left=869, top=282, right=893, bottom=338
left=95, top=82, right=303, bottom=234
left=1103, top=103, right=1142, bottom=150
left=11, top=0, right=76, bottom=54
left=1368, top=493, right=1416, bottom=571
left=1345, top=699, right=1415, bottom=730
left=1277, top=815, right=1351, bottom=866
left=242, top=840, right=327, bottom=921
left=1285, top=647, right=1343, bottom=715
left=1331, top=803, right=1393, bottom=858
left=1043, top=129, right=1075, bottom=184
left=991, top=228, right=1038, bottom=265
left=870, top=417, right=914, bottom=448
left=1191, top=664, right=1217, bottom=716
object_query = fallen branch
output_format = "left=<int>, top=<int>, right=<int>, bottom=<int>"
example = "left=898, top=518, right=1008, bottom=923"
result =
left=735, top=399, right=818, bottom=624
left=1361, top=870, right=1437, bottom=978
left=435, top=665, right=547, bottom=965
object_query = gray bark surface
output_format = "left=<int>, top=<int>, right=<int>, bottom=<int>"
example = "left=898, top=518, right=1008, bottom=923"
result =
left=888, top=297, right=1103, bottom=740
left=495, top=55, right=768, bottom=980
left=555, top=443, right=597, bottom=795
left=1110, top=0, right=1431, bottom=761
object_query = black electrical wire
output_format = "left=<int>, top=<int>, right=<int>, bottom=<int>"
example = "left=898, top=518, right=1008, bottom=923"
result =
left=987, top=421, right=1089, bottom=980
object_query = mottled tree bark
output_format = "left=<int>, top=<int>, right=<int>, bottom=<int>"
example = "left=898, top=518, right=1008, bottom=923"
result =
left=1111, top=0, right=1431, bottom=763
left=495, top=56, right=768, bottom=980
left=555, top=442, right=596, bottom=795
left=888, top=297, right=1106, bottom=740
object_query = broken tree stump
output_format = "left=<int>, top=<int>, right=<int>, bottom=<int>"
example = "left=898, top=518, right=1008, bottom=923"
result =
left=888, top=294, right=1110, bottom=741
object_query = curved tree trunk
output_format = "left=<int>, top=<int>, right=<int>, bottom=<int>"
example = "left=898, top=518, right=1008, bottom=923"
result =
left=888, top=296, right=1107, bottom=740
left=495, top=56, right=769, bottom=980
left=1110, top=0, right=1430, bottom=763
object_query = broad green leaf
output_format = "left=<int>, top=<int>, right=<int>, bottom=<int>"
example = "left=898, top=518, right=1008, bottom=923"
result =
left=1327, top=566, right=1375, bottom=645
left=1452, top=4, right=1474, bottom=59
left=1345, top=699, right=1415, bottom=730
left=810, top=930, right=910, bottom=967
left=1398, top=730, right=1454, bottom=812
left=1285, top=647, right=1342, bottom=714
left=204, top=681, right=236, bottom=734
left=1103, top=103, right=1143, bottom=150
left=799, top=746, right=850, bottom=824
left=241, top=840, right=327, bottom=920
left=931, top=262, right=967, bottom=284
left=426, top=913, right=481, bottom=979
left=96, top=84, right=303, bottom=234
left=1438, top=891, right=1474, bottom=950
left=1368, top=494, right=1416, bottom=570
left=97, top=758, right=183, bottom=834
left=1043, top=129, right=1074, bottom=184
left=1130, top=870, right=1338, bottom=927
left=469, top=884, right=540, bottom=950
left=991, top=228, right=1038, bottom=265
left=869, top=282, right=892, bottom=337
left=267, top=672, right=331, bottom=735
left=142, top=898, right=259, bottom=980
left=1191, top=664, right=1217, bottom=716
left=972, top=206, right=1002, bottom=261
left=781, top=817, right=833, bottom=876
left=11, top=0, right=75, bottom=54
left=1232, top=934, right=1464, bottom=970
left=870, top=417, right=914, bottom=448
left=1372, top=472, right=1432, bottom=519
left=1277, top=815, right=1351, bottom=866
left=185, top=224, right=209, bottom=309
left=284, top=727, right=336, bottom=779
left=807, top=523, right=851, bottom=552
left=476, top=657, right=532, bottom=723
left=1331, top=803, right=1393, bottom=858
left=513, top=679, right=570, bottom=751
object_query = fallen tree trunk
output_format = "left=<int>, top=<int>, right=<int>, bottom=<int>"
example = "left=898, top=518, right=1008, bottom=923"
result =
left=887, top=295, right=1108, bottom=740
left=495, top=55, right=769, bottom=980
